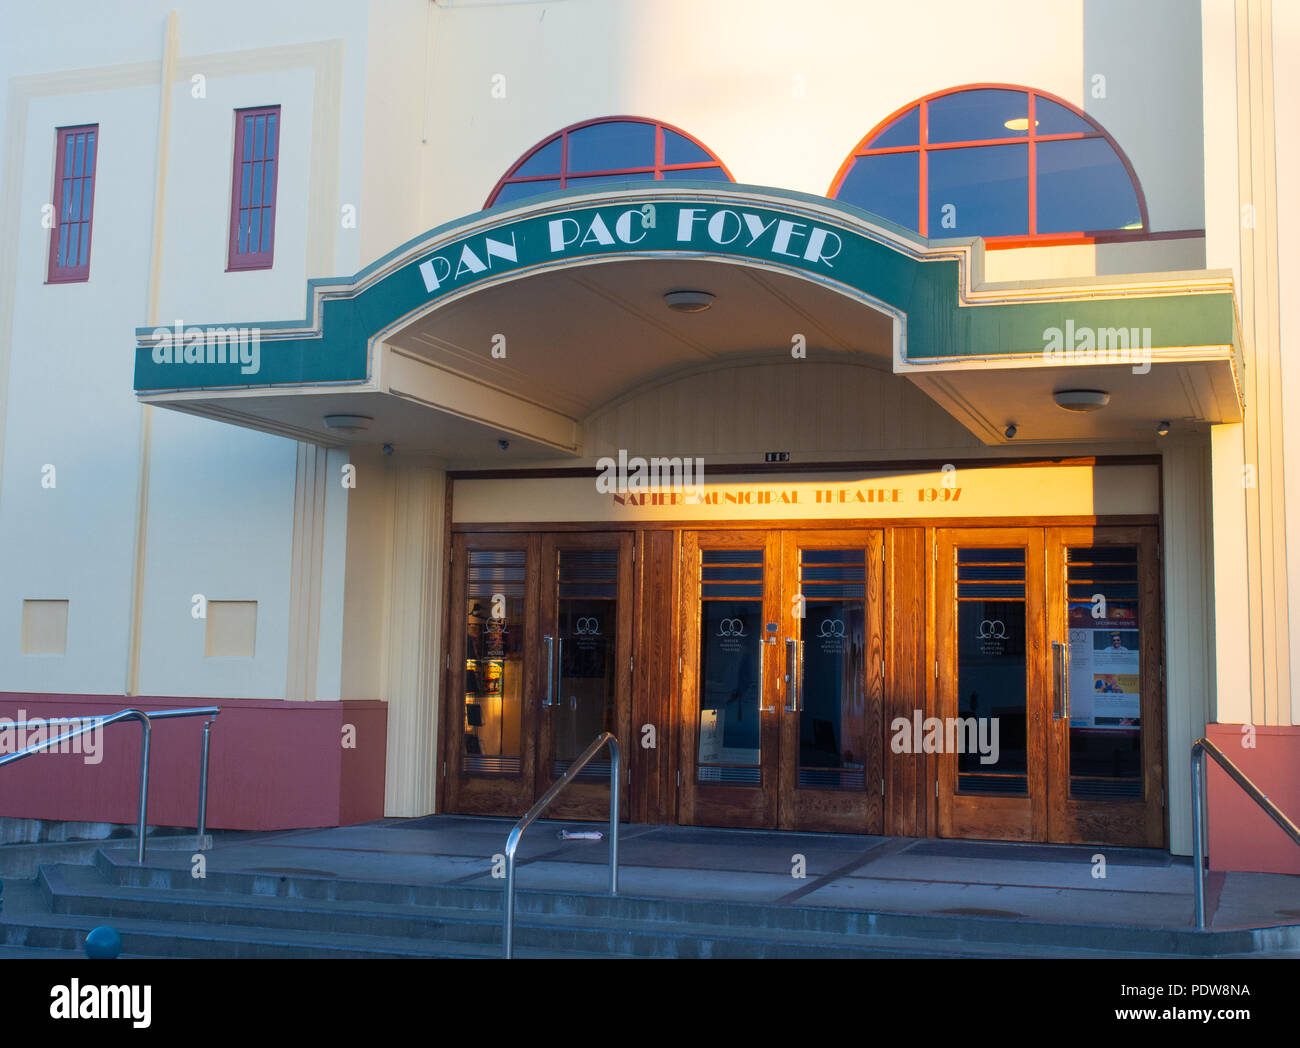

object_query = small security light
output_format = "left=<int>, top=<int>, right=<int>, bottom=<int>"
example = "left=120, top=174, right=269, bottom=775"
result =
left=1156, top=421, right=1171, bottom=437
left=664, top=290, right=715, bottom=313
left=1053, top=389, right=1110, bottom=412
left=498, top=439, right=511, bottom=451
left=1004, top=424, right=1018, bottom=439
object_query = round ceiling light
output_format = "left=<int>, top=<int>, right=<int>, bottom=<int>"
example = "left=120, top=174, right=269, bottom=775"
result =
left=664, top=290, right=715, bottom=313
left=1053, top=389, right=1110, bottom=412
left=323, top=414, right=374, bottom=432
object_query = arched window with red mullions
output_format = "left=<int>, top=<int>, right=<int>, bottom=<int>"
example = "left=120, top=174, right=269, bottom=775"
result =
left=828, top=85, right=1149, bottom=245
left=486, top=116, right=734, bottom=208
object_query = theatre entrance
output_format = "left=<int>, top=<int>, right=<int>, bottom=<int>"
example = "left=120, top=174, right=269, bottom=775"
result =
left=440, top=519, right=1165, bottom=848
left=678, top=530, right=885, bottom=833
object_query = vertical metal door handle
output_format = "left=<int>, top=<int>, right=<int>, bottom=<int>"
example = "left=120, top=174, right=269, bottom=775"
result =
left=1052, top=640, right=1066, bottom=720
left=785, top=637, right=799, bottom=713
left=759, top=638, right=775, bottom=712
left=542, top=634, right=554, bottom=707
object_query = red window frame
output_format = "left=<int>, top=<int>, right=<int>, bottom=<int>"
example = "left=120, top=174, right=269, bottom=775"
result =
left=227, top=105, right=281, bottom=271
left=486, top=115, right=734, bottom=207
left=828, top=83, right=1165, bottom=248
left=47, top=124, right=99, bottom=284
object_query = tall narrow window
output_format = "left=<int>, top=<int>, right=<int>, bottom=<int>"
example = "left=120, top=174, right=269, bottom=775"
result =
left=227, top=105, right=280, bottom=270
left=47, top=124, right=98, bottom=283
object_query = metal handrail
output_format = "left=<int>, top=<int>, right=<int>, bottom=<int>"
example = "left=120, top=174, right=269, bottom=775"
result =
left=0, top=706, right=220, bottom=863
left=502, top=731, right=620, bottom=959
left=1191, top=736, right=1300, bottom=929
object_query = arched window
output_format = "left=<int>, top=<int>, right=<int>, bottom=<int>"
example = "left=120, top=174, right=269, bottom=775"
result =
left=487, top=117, right=734, bottom=207
left=828, top=85, right=1148, bottom=244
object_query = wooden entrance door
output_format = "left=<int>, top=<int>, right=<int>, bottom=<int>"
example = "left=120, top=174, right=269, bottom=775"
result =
left=936, top=528, right=1048, bottom=841
left=1045, top=526, right=1164, bottom=846
left=678, top=529, right=885, bottom=832
left=936, top=526, right=1164, bottom=846
left=535, top=532, right=634, bottom=821
left=443, top=531, right=633, bottom=820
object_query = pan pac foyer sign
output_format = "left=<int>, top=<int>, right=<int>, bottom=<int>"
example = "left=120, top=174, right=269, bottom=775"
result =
left=416, top=203, right=844, bottom=294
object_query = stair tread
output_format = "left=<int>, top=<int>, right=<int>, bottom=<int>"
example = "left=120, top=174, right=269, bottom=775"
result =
left=36, top=863, right=1187, bottom=957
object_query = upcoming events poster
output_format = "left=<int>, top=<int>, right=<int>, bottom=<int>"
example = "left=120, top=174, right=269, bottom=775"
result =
left=1067, top=604, right=1140, bottom=730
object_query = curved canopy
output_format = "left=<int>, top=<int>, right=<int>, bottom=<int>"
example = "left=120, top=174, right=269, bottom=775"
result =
left=134, top=182, right=1242, bottom=455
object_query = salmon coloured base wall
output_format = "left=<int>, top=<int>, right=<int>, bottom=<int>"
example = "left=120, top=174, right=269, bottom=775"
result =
left=0, top=694, right=387, bottom=831
left=1205, top=723, right=1300, bottom=874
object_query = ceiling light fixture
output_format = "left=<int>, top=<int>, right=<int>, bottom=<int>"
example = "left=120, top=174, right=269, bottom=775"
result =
left=1004, top=423, right=1018, bottom=440
left=1053, top=389, right=1111, bottom=412
left=1156, top=421, right=1171, bottom=437
left=323, top=414, right=373, bottom=432
left=664, top=290, right=715, bottom=313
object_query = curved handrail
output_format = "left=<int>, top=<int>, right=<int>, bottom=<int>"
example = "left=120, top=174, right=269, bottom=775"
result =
left=0, top=705, right=220, bottom=863
left=1191, top=736, right=1300, bottom=928
left=503, top=731, right=620, bottom=958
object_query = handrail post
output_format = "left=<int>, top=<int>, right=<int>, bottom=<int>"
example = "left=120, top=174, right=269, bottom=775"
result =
left=609, top=736, right=620, bottom=897
left=501, top=731, right=620, bottom=958
left=197, top=718, right=213, bottom=852
left=1191, top=741, right=1206, bottom=929
left=135, top=712, right=152, bottom=865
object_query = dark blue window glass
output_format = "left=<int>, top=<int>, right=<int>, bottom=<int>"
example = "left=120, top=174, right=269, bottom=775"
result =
left=928, top=89, right=1028, bottom=143
left=870, top=107, right=918, bottom=149
left=663, top=128, right=710, bottom=164
left=514, top=137, right=561, bottom=176
left=659, top=166, right=729, bottom=181
left=836, top=152, right=919, bottom=230
left=567, top=121, right=655, bottom=172
left=928, top=144, right=1028, bottom=236
left=1035, top=96, right=1094, bottom=135
left=493, top=179, right=561, bottom=203
left=1037, top=138, right=1143, bottom=233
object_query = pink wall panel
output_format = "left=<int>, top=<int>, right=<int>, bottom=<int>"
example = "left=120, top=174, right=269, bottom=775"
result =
left=1205, top=723, right=1300, bottom=874
left=0, top=694, right=387, bottom=831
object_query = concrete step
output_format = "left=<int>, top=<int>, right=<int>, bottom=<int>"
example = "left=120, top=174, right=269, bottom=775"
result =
left=91, top=849, right=1300, bottom=957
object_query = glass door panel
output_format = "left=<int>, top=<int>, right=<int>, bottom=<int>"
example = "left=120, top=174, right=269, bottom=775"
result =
left=955, top=547, right=1029, bottom=796
left=697, top=550, right=765, bottom=784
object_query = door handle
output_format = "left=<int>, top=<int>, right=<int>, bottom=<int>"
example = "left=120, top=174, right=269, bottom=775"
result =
left=1052, top=640, right=1068, bottom=720
left=785, top=637, right=799, bottom=713
left=542, top=634, right=554, bottom=707
left=759, top=637, right=775, bottom=713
